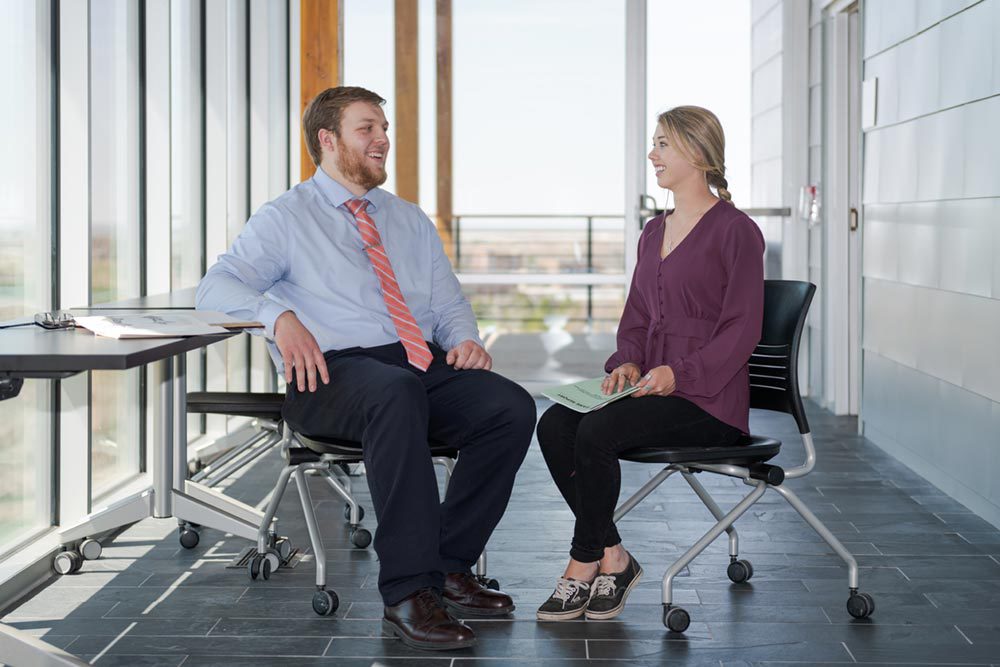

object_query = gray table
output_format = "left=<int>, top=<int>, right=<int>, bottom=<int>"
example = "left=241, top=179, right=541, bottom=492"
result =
left=0, top=319, right=270, bottom=667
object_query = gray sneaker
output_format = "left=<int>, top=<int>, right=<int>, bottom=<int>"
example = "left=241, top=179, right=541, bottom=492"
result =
left=584, top=552, right=643, bottom=620
left=536, top=577, right=592, bottom=621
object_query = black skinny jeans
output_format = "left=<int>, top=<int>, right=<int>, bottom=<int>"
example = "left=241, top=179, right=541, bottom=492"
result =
left=536, top=395, right=743, bottom=563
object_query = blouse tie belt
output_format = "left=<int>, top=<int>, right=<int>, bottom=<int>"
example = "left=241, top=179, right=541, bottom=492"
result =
left=644, top=316, right=717, bottom=371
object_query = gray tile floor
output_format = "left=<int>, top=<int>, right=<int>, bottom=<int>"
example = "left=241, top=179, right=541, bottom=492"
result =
left=5, top=400, right=1000, bottom=665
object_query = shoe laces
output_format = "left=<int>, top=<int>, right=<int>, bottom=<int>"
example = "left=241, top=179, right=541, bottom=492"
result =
left=552, top=577, right=589, bottom=603
left=593, top=574, right=617, bottom=597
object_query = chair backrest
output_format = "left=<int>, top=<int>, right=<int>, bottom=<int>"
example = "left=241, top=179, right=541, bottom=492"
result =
left=748, top=280, right=816, bottom=434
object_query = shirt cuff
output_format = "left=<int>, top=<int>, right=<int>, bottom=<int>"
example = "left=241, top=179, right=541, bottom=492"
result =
left=258, top=300, right=291, bottom=339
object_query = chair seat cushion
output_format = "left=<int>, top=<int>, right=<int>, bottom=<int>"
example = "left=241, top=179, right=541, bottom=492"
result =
left=619, top=434, right=781, bottom=466
left=186, top=392, right=284, bottom=419
left=296, top=432, right=458, bottom=460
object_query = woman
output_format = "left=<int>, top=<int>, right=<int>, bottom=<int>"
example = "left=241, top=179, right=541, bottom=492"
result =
left=535, top=106, right=764, bottom=622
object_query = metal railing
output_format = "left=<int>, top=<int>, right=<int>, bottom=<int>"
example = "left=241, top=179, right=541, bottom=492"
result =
left=449, top=214, right=626, bottom=328
left=447, top=208, right=789, bottom=329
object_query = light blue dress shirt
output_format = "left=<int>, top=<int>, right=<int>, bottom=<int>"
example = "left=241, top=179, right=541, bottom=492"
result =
left=195, top=167, right=481, bottom=372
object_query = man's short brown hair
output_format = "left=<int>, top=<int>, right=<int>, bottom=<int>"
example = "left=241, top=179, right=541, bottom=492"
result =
left=302, top=86, right=387, bottom=166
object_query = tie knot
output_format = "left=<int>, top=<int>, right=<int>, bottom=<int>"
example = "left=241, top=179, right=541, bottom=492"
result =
left=345, top=198, right=369, bottom=217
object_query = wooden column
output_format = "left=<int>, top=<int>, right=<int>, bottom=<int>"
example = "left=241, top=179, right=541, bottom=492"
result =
left=300, top=0, right=342, bottom=181
left=435, top=0, right=454, bottom=258
left=394, top=0, right=419, bottom=203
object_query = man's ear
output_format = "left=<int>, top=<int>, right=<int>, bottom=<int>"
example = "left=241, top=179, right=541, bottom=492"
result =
left=318, top=128, right=337, bottom=156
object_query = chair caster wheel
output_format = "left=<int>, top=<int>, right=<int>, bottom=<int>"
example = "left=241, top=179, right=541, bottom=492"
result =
left=476, top=576, right=500, bottom=590
left=727, top=558, right=753, bottom=583
left=261, top=551, right=281, bottom=580
left=350, top=528, right=372, bottom=549
left=274, top=537, right=293, bottom=561
left=312, top=589, right=339, bottom=616
left=53, top=550, right=83, bottom=575
left=663, top=605, right=690, bottom=633
left=80, top=538, right=103, bottom=561
left=847, top=591, right=875, bottom=619
left=179, top=528, right=200, bottom=549
left=343, top=503, right=365, bottom=522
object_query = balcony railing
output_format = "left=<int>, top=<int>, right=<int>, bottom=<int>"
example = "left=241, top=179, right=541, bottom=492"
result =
left=448, top=214, right=627, bottom=332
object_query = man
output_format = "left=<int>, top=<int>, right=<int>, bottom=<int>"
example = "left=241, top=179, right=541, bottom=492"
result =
left=196, top=86, right=535, bottom=651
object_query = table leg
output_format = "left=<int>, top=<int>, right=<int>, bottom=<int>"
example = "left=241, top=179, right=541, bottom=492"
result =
left=169, top=353, right=265, bottom=541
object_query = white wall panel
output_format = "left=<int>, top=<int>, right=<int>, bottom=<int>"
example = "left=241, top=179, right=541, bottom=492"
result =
left=964, top=97, right=1000, bottom=199
left=752, top=56, right=782, bottom=115
left=865, top=279, right=1000, bottom=404
left=751, top=106, right=782, bottom=161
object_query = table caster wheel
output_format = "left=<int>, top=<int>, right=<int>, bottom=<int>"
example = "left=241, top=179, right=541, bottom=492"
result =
left=53, top=551, right=83, bottom=575
left=179, top=528, right=199, bottom=549
left=847, top=591, right=875, bottom=619
left=350, top=528, right=372, bottom=549
left=80, top=538, right=103, bottom=561
left=343, top=503, right=365, bottom=522
left=312, top=589, right=339, bottom=616
left=247, top=553, right=262, bottom=581
left=663, top=605, right=690, bottom=633
left=727, top=558, right=753, bottom=583
left=274, top=537, right=293, bottom=561
left=261, top=551, right=281, bottom=580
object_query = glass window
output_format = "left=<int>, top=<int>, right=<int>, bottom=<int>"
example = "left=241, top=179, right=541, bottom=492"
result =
left=0, top=0, right=54, bottom=546
left=90, top=0, right=142, bottom=498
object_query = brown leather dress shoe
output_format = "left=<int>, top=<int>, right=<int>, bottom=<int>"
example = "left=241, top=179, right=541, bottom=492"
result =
left=383, top=588, right=477, bottom=651
left=443, top=572, right=516, bottom=616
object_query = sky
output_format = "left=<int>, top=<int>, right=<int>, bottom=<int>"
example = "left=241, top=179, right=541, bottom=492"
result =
left=343, top=0, right=751, bottom=217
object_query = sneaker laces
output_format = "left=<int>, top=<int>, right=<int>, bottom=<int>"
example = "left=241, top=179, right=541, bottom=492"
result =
left=592, top=574, right=617, bottom=597
left=552, top=577, right=589, bottom=603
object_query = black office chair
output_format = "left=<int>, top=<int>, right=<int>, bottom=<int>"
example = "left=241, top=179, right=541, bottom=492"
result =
left=612, top=280, right=874, bottom=632
left=186, top=391, right=497, bottom=617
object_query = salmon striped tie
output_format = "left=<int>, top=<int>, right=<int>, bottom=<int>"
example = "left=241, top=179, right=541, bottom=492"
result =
left=344, top=199, right=433, bottom=371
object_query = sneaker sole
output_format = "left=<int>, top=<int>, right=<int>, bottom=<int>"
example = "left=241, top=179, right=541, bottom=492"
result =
left=443, top=598, right=515, bottom=617
left=381, top=618, right=477, bottom=651
left=536, top=604, right=588, bottom=621
left=584, top=567, right=643, bottom=620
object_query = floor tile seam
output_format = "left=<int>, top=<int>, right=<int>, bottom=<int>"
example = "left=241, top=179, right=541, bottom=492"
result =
left=839, top=640, right=857, bottom=662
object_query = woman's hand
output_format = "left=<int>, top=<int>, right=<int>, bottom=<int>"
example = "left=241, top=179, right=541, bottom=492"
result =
left=602, top=362, right=641, bottom=395
left=631, top=365, right=676, bottom=398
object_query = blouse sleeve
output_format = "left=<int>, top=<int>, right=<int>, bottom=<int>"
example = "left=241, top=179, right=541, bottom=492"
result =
left=605, top=221, right=656, bottom=373
left=667, top=217, right=765, bottom=397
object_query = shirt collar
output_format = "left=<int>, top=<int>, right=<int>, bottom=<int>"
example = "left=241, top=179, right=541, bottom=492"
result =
left=312, top=166, right=387, bottom=213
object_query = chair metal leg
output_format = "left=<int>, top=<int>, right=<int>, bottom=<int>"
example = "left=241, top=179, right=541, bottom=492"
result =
left=433, top=456, right=455, bottom=487
left=292, top=467, right=326, bottom=588
left=257, top=464, right=296, bottom=552
left=771, top=483, right=859, bottom=589
left=661, top=481, right=767, bottom=605
left=614, top=466, right=677, bottom=522
left=681, top=471, right=739, bottom=557
left=328, top=461, right=352, bottom=493
left=318, top=467, right=362, bottom=524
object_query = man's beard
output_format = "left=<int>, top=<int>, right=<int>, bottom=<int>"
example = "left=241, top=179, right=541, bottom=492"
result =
left=336, top=137, right=387, bottom=191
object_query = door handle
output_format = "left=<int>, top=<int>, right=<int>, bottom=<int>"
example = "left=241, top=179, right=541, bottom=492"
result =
left=639, top=194, right=660, bottom=229
left=849, top=207, right=859, bottom=231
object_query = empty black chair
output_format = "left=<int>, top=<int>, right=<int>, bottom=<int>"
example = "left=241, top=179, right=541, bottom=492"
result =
left=612, top=280, right=874, bottom=632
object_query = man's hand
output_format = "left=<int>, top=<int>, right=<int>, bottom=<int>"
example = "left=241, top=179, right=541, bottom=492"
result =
left=631, top=365, right=677, bottom=398
left=446, top=340, right=492, bottom=370
left=602, top=362, right=641, bottom=395
left=274, top=311, right=330, bottom=392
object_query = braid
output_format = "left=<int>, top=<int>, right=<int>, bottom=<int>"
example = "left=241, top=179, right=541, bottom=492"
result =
left=708, top=170, right=732, bottom=202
